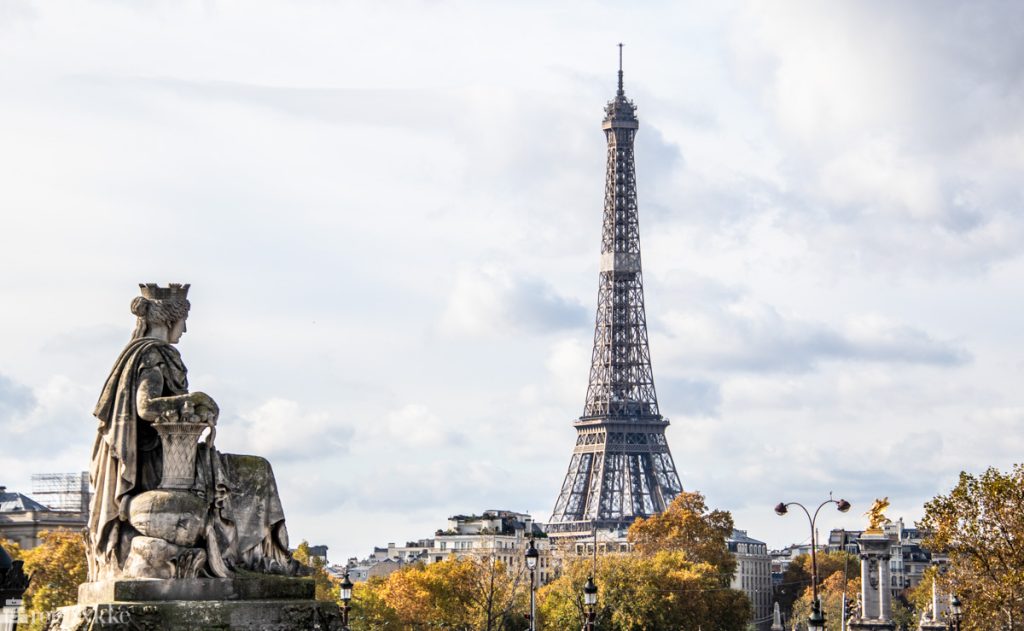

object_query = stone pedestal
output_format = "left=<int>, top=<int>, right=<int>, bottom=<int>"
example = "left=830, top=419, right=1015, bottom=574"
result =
left=850, top=532, right=895, bottom=631
left=48, top=576, right=342, bottom=630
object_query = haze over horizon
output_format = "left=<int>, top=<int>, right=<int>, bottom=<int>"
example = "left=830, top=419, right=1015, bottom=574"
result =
left=2, top=0, right=1023, bottom=563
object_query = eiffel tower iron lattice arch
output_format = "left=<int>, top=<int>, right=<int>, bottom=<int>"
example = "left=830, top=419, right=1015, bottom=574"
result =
left=548, top=50, right=683, bottom=536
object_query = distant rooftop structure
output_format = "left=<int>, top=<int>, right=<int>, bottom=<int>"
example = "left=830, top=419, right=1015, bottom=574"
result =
left=0, top=483, right=88, bottom=549
left=0, top=487, right=49, bottom=513
left=31, top=472, right=90, bottom=512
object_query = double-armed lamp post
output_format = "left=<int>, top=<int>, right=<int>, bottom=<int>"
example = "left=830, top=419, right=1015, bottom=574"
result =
left=775, top=495, right=852, bottom=631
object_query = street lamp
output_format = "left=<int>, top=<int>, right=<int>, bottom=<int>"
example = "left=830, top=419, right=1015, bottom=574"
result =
left=775, top=496, right=851, bottom=631
left=339, top=571, right=353, bottom=630
left=525, top=538, right=539, bottom=631
left=583, top=575, right=598, bottom=631
left=949, top=595, right=962, bottom=631
left=1, top=542, right=30, bottom=631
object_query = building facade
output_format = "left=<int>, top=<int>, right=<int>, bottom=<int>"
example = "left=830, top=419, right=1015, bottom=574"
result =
left=729, top=529, right=772, bottom=630
left=346, top=510, right=556, bottom=585
left=0, top=485, right=88, bottom=549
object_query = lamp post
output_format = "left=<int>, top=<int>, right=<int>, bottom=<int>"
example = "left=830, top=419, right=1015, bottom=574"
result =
left=525, top=538, right=539, bottom=631
left=1, top=542, right=30, bottom=631
left=339, top=570, right=353, bottom=631
left=775, top=496, right=852, bottom=631
left=583, top=575, right=598, bottom=631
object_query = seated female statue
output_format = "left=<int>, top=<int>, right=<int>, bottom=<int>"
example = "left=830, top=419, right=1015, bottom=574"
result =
left=88, top=283, right=303, bottom=580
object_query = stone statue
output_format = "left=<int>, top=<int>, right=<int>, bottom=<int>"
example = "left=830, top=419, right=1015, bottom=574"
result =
left=865, top=497, right=891, bottom=533
left=87, top=284, right=302, bottom=581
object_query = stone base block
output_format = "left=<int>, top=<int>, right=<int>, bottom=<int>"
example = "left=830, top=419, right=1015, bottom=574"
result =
left=78, top=577, right=315, bottom=603
left=49, top=599, right=342, bottom=630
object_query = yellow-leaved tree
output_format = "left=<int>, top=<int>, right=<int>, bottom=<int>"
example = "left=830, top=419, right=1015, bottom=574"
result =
left=2, top=530, right=87, bottom=631
left=779, top=550, right=858, bottom=623
left=349, top=556, right=529, bottom=630
left=292, top=540, right=340, bottom=603
left=920, top=465, right=1024, bottom=630
left=538, top=491, right=749, bottom=631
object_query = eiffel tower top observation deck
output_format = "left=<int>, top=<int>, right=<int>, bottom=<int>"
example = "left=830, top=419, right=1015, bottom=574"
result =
left=548, top=48, right=682, bottom=536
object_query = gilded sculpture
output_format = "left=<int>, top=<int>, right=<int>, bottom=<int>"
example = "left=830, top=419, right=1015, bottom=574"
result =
left=864, top=496, right=891, bottom=533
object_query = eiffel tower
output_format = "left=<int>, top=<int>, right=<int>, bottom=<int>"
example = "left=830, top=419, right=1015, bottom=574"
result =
left=547, top=48, right=683, bottom=538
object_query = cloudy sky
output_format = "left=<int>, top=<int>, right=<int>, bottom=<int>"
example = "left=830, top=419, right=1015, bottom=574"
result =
left=1, top=0, right=1022, bottom=562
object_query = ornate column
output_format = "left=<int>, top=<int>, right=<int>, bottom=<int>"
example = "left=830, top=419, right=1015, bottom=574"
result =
left=850, top=499, right=896, bottom=631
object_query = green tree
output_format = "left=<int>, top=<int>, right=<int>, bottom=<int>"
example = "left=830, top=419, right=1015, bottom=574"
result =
left=920, top=465, right=1024, bottom=630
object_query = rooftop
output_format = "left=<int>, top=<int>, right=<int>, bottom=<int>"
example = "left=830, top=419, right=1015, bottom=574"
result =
left=0, top=487, right=50, bottom=513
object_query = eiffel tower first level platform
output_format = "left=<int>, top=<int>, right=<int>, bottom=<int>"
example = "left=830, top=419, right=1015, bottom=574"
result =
left=548, top=47, right=683, bottom=538
left=547, top=417, right=682, bottom=535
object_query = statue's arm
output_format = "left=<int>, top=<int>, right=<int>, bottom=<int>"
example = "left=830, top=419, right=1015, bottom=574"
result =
left=136, top=366, right=219, bottom=425
left=136, top=366, right=190, bottom=422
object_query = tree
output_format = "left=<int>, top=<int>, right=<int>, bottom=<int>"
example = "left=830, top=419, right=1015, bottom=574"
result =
left=539, top=491, right=749, bottom=630
left=920, top=465, right=1024, bottom=630
left=906, top=565, right=939, bottom=621
left=292, top=540, right=340, bottom=602
left=349, top=576, right=401, bottom=629
left=1, top=530, right=87, bottom=631
left=777, top=551, right=858, bottom=621
left=539, top=552, right=749, bottom=631
left=627, top=490, right=737, bottom=579
left=349, top=556, right=529, bottom=630
left=792, top=572, right=860, bottom=631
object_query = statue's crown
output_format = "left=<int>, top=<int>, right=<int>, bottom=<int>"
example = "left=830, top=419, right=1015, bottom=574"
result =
left=139, top=283, right=190, bottom=301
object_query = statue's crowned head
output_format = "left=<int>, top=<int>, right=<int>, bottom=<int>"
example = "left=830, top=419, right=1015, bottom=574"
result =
left=131, top=283, right=191, bottom=341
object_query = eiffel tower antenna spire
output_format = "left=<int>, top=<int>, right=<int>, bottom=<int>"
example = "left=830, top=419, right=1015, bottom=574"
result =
left=617, top=43, right=624, bottom=95
left=548, top=50, right=682, bottom=538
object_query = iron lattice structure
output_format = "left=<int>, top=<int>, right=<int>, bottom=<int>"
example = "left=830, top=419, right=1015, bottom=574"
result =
left=548, top=57, right=682, bottom=536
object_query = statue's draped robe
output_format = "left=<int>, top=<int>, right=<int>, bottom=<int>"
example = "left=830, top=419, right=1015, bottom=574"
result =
left=89, top=337, right=294, bottom=580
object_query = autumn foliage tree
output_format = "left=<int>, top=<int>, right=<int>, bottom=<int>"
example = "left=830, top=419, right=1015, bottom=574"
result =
left=791, top=570, right=860, bottom=629
left=777, top=550, right=858, bottom=620
left=349, top=556, right=529, bottom=631
left=920, top=465, right=1024, bottom=630
left=1, top=530, right=88, bottom=631
left=628, top=490, right=737, bottom=579
left=538, top=491, right=749, bottom=631
left=292, top=540, right=340, bottom=603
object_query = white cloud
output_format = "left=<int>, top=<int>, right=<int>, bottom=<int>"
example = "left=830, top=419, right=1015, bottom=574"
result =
left=0, top=0, right=1021, bottom=560
left=360, top=403, right=464, bottom=449
left=220, top=398, right=352, bottom=462
left=440, top=267, right=586, bottom=337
